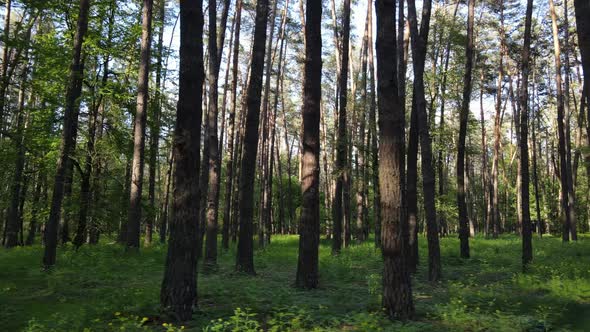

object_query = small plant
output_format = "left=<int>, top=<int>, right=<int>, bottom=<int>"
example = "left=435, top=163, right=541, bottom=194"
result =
left=204, top=308, right=262, bottom=332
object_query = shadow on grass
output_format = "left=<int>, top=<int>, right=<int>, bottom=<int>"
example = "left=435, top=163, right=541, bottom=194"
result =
left=0, top=234, right=588, bottom=331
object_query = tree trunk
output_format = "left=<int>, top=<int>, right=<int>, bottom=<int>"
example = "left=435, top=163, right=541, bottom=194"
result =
left=127, top=0, right=154, bottom=250
left=407, top=0, right=441, bottom=282
left=368, top=4, right=380, bottom=249
left=203, top=0, right=220, bottom=271
left=520, top=0, right=534, bottom=268
left=258, top=0, right=278, bottom=248
left=575, top=0, right=590, bottom=108
left=332, top=0, right=351, bottom=255
left=146, top=0, right=166, bottom=246
left=43, top=0, right=90, bottom=268
left=492, top=0, right=506, bottom=238
left=0, top=0, right=11, bottom=131
left=549, top=0, right=573, bottom=242
left=376, top=0, right=414, bottom=320
left=563, top=0, right=577, bottom=241
left=222, top=0, right=242, bottom=250
left=235, top=0, right=270, bottom=274
left=406, top=96, right=419, bottom=273
left=457, top=0, right=475, bottom=259
left=295, top=0, right=321, bottom=289
left=160, top=0, right=204, bottom=320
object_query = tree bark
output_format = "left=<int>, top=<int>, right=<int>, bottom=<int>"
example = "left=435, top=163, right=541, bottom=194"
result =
left=492, top=0, right=506, bottom=238
left=0, top=0, right=11, bottom=131
left=549, top=0, right=573, bottom=242
left=457, top=0, right=475, bottom=259
left=368, top=4, right=380, bottom=249
left=259, top=0, right=278, bottom=248
left=332, top=0, right=351, bottom=255
left=127, top=0, right=154, bottom=250
left=376, top=0, right=414, bottom=320
left=146, top=0, right=166, bottom=246
left=160, top=0, right=204, bottom=320
left=222, top=0, right=242, bottom=250
left=295, top=0, right=321, bottom=289
left=407, top=0, right=441, bottom=282
left=520, top=0, right=534, bottom=268
left=575, top=0, right=590, bottom=106
left=236, top=0, right=269, bottom=274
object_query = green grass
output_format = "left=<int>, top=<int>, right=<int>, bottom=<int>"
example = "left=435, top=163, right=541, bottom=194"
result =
left=1, top=234, right=589, bottom=331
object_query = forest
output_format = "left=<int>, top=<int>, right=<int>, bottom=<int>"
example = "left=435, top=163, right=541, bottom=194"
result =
left=0, top=0, right=589, bottom=330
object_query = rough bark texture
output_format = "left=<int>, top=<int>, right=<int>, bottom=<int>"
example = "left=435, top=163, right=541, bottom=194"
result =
left=376, top=0, right=414, bottom=320
left=520, top=0, right=534, bottom=268
left=295, top=0, right=321, bottom=289
left=0, top=0, right=11, bottom=131
left=576, top=0, right=590, bottom=101
left=43, top=0, right=90, bottom=268
left=332, top=0, right=351, bottom=255
left=160, top=0, right=204, bottom=321
left=457, top=0, right=475, bottom=259
left=147, top=0, right=166, bottom=246
left=367, top=5, right=380, bottom=249
left=222, top=0, right=242, bottom=250
left=204, top=0, right=219, bottom=270
left=549, top=0, right=572, bottom=242
left=127, top=0, right=154, bottom=250
left=407, top=0, right=441, bottom=282
left=236, top=0, right=269, bottom=274
left=407, top=96, right=419, bottom=272
left=492, top=0, right=505, bottom=238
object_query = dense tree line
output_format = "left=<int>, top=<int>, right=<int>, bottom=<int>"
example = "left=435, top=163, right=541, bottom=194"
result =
left=0, top=0, right=589, bottom=321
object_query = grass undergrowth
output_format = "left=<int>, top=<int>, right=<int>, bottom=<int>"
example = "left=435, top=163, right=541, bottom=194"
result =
left=1, top=234, right=589, bottom=331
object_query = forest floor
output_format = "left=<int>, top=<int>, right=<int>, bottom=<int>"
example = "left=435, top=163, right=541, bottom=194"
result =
left=1, top=234, right=589, bottom=331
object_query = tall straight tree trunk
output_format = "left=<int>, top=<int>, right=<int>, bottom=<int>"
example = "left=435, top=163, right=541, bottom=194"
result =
left=0, top=0, right=10, bottom=131
left=457, top=0, right=475, bottom=259
left=295, top=0, right=321, bottom=289
left=160, top=0, right=204, bottom=320
left=549, top=0, right=572, bottom=242
left=127, top=0, right=154, bottom=250
left=407, top=97, right=419, bottom=272
left=43, top=0, right=90, bottom=268
left=480, top=71, right=492, bottom=236
left=4, top=62, right=28, bottom=248
left=146, top=0, right=166, bottom=246
left=376, top=0, right=414, bottom=320
left=531, top=76, right=543, bottom=236
left=407, top=0, right=441, bottom=282
left=575, top=0, right=590, bottom=104
left=368, top=4, right=380, bottom=248
left=204, top=0, right=220, bottom=270
left=332, top=0, right=351, bottom=255
left=563, top=0, right=577, bottom=240
left=259, top=0, right=278, bottom=248
left=236, top=0, right=270, bottom=274
left=222, top=0, right=242, bottom=250
left=270, top=3, right=289, bottom=237
left=492, top=0, right=506, bottom=238
left=520, top=0, right=534, bottom=268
